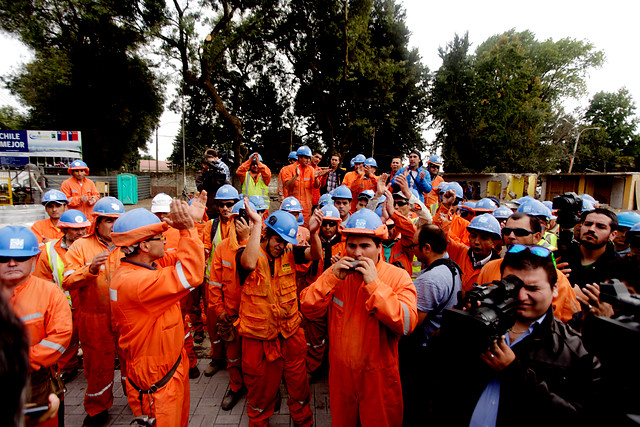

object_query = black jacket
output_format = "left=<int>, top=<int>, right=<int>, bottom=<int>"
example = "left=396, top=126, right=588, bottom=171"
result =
left=562, top=242, right=620, bottom=288
left=431, top=309, right=603, bottom=426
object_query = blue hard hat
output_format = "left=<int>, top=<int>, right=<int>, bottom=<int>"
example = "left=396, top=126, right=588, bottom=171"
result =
left=514, top=195, right=535, bottom=206
left=542, top=201, right=553, bottom=210
left=438, top=182, right=464, bottom=199
left=250, top=153, right=263, bottom=162
left=248, top=195, right=268, bottom=212
left=42, top=189, right=69, bottom=205
left=467, top=214, right=502, bottom=240
left=332, top=185, right=353, bottom=200
left=69, top=160, right=88, bottom=169
left=231, top=200, right=257, bottom=215
left=517, top=200, right=553, bottom=219
left=358, top=190, right=375, bottom=200
left=265, top=210, right=299, bottom=245
left=296, top=145, right=312, bottom=157
left=428, top=155, right=444, bottom=166
left=288, top=151, right=298, bottom=160
left=375, top=204, right=384, bottom=217
left=353, top=154, right=366, bottom=164
left=364, top=157, right=377, bottom=167
left=58, top=209, right=91, bottom=228
left=580, top=194, right=597, bottom=205
left=320, top=204, right=341, bottom=222
left=92, top=197, right=125, bottom=217
left=627, top=222, right=640, bottom=242
left=350, top=158, right=355, bottom=168
left=475, top=198, right=499, bottom=212
left=492, top=206, right=513, bottom=220
left=113, top=208, right=161, bottom=235
left=318, top=193, right=334, bottom=208
left=459, top=201, right=476, bottom=213
left=281, top=197, right=304, bottom=225
left=342, top=208, right=387, bottom=238
left=582, top=199, right=595, bottom=212
left=617, top=211, right=640, bottom=229
left=0, top=226, right=40, bottom=257
left=215, top=184, right=240, bottom=201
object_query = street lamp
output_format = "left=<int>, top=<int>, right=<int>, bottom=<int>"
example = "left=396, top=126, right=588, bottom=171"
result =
left=568, top=126, right=600, bottom=173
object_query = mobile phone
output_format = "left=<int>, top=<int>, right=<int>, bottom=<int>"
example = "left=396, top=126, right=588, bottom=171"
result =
left=347, top=260, right=359, bottom=270
left=238, top=208, right=249, bottom=224
left=24, top=405, right=49, bottom=418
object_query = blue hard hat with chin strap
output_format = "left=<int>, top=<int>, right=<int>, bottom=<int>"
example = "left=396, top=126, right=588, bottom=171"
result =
left=265, top=210, right=299, bottom=245
left=0, top=226, right=41, bottom=257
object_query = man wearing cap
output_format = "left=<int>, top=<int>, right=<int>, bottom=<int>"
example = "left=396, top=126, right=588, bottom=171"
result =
left=477, top=213, right=580, bottom=322
left=423, top=155, right=444, bottom=208
left=0, top=226, right=72, bottom=427
left=237, top=152, right=272, bottom=205
left=281, top=146, right=318, bottom=225
left=151, top=193, right=201, bottom=379
left=32, top=189, right=69, bottom=246
left=390, top=150, right=432, bottom=203
left=300, top=208, right=418, bottom=426
left=33, top=209, right=90, bottom=382
left=61, top=160, right=100, bottom=218
left=342, top=154, right=378, bottom=212
left=62, top=197, right=125, bottom=426
left=109, top=194, right=207, bottom=427
left=237, top=206, right=323, bottom=426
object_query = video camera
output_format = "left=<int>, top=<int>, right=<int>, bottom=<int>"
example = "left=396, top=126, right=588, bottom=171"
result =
left=440, top=275, right=524, bottom=354
left=552, top=192, right=583, bottom=255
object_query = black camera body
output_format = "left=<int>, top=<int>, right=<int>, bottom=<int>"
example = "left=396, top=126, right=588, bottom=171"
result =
left=441, top=275, right=524, bottom=354
left=552, top=192, right=583, bottom=229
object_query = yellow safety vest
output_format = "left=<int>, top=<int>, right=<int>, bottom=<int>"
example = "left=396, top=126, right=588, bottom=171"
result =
left=45, top=240, right=72, bottom=306
left=243, top=171, right=269, bottom=204
left=204, top=219, right=224, bottom=280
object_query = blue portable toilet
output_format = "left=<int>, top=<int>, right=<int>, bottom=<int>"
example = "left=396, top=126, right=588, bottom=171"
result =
left=117, top=174, right=138, bottom=205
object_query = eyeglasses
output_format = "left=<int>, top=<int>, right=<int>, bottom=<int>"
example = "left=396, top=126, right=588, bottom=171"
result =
left=146, top=236, right=166, bottom=243
left=219, top=202, right=235, bottom=208
left=323, top=221, right=338, bottom=227
left=507, top=244, right=556, bottom=268
left=460, top=210, right=474, bottom=218
left=501, top=227, right=535, bottom=237
left=394, top=200, right=408, bottom=207
left=0, top=255, right=33, bottom=263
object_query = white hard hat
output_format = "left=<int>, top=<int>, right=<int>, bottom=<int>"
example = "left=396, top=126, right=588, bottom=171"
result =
left=151, top=193, right=172, bottom=213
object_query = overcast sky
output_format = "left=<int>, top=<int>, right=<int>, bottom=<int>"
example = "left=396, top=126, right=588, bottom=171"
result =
left=1, top=0, right=638, bottom=161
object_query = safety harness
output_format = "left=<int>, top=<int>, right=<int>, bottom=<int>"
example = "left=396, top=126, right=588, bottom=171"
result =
left=128, top=354, right=182, bottom=419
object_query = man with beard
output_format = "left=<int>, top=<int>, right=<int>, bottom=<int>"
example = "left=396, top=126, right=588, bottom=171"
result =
left=561, top=208, right=621, bottom=289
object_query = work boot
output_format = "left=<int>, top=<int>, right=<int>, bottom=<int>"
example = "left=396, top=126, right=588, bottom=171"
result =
left=204, top=361, right=223, bottom=377
left=82, top=410, right=109, bottom=426
left=221, top=387, right=245, bottom=411
left=193, top=330, right=204, bottom=344
left=189, top=366, right=200, bottom=379
left=60, top=368, right=79, bottom=383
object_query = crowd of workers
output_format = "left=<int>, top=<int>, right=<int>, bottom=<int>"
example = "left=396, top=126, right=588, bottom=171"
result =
left=0, top=148, right=638, bottom=427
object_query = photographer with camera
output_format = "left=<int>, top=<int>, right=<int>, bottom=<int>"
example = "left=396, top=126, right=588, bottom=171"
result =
left=432, top=245, right=603, bottom=426
left=236, top=152, right=272, bottom=206
left=196, top=149, right=230, bottom=219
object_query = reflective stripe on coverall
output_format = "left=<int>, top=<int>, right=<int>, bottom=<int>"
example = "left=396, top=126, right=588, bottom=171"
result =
left=477, top=258, right=580, bottom=322
left=209, top=234, right=245, bottom=392
left=342, top=171, right=378, bottom=213
left=239, top=246, right=313, bottom=427
left=110, top=227, right=205, bottom=427
left=60, top=176, right=100, bottom=218
left=299, top=259, right=418, bottom=427
left=280, top=162, right=315, bottom=226
left=62, top=234, right=121, bottom=416
left=31, top=218, right=63, bottom=246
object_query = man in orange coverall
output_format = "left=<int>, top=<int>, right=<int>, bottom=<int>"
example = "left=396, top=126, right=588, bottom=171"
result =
left=109, top=193, right=207, bottom=427
left=280, top=145, right=318, bottom=226
left=1, top=226, right=72, bottom=427
left=342, top=154, right=377, bottom=212
left=60, top=160, right=100, bottom=218
left=31, top=189, right=68, bottom=246
left=300, top=208, right=418, bottom=427
left=208, top=199, right=255, bottom=410
left=477, top=212, right=580, bottom=322
left=62, top=196, right=125, bottom=426
left=238, top=204, right=323, bottom=427
left=33, top=209, right=90, bottom=382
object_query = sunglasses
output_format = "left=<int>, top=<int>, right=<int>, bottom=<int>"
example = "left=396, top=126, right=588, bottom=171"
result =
left=0, top=255, right=33, bottom=263
left=501, top=227, right=535, bottom=237
left=146, top=236, right=166, bottom=243
left=394, top=200, right=408, bottom=207
left=460, top=210, right=474, bottom=218
left=219, top=202, right=235, bottom=208
left=507, top=244, right=556, bottom=267
left=323, top=221, right=338, bottom=227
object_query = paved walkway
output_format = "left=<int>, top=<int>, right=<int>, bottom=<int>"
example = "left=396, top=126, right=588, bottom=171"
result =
left=63, top=337, right=331, bottom=427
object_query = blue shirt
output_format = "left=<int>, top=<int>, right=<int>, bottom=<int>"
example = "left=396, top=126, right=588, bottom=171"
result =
left=469, top=314, right=547, bottom=427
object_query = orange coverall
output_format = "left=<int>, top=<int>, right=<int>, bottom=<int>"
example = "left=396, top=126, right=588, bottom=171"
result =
left=299, top=259, right=418, bottom=426
left=31, top=218, right=64, bottom=246
left=280, top=162, right=316, bottom=225
left=239, top=245, right=313, bottom=427
left=60, top=176, right=100, bottom=218
left=236, top=159, right=272, bottom=185
left=342, top=171, right=378, bottom=212
left=209, top=232, right=245, bottom=393
left=449, top=214, right=470, bottom=246
left=382, top=211, right=417, bottom=276
left=110, top=228, right=204, bottom=427
left=62, top=234, right=122, bottom=417
left=423, top=174, right=444, bottom=208
left=477, top=258, right=581, bottom=322
left=10, top=275, right=72, bottom=427
left=33, top=239, right=81, bottom=374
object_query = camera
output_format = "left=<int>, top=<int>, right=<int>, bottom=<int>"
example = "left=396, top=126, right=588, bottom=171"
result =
left=552, top=192, right=583, bottom=229
left=440, top=275, right=524, bottom=354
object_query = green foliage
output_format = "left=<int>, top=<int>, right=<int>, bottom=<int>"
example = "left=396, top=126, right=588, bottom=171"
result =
left=0, top=106, right=27, bottom=129
left=0, top=0, right=165, bottom=171
left=429, top=30, right=604, bottom=173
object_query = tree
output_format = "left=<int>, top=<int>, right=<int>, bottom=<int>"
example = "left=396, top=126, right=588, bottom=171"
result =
left=428, top=30, right=604, bottom=173
left=0, top=0, right=166, bottom=171
left=0, top=106, right=26, bottom=129
left=574, top=88, right=640, bottom=172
